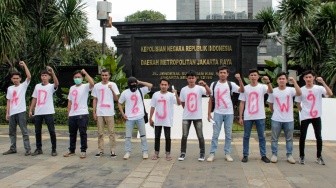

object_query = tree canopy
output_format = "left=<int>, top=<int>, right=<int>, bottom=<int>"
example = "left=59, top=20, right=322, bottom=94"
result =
left=125, top=10, right=166, bottom=22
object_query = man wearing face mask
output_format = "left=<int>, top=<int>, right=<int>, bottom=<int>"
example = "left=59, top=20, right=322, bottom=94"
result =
left=118, top=77, right=153, bottom=160
left=63, top=69, right=94, bottom=159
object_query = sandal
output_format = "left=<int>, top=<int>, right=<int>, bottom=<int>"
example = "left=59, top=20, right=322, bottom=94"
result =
left=152, top=155, right=159, bottom=160
left=166, top=155, right=172, bottom=161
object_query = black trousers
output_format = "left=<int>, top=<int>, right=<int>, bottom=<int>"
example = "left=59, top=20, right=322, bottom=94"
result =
left=299, top=117, right=322, bottom=158
left=154, top=126, right=171, bottom=154
left=68, top=115, right=88, bottom=152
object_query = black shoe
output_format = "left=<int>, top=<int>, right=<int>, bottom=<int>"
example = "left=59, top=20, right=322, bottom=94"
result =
left=299, top=156, right=305, bottom=165
left=3, top=149, right=17, bottom=155
left=51, top=150, right=58, bottom=156
left=111, top=151, right=117, bottom=158
left=95, top=152, right=104, bottom=158
left=25, top=150, right=31, bottom=156
left=31, top=149, right=43, bottom=156
left=242, top=156, right=248, bottom=163
left=316, top=156, right=325, bottom=165
left=261, top=156, right=270, bottom=163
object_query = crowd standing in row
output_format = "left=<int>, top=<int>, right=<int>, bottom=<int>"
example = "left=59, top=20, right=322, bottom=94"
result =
left=3, top=62, right=333, bottom=165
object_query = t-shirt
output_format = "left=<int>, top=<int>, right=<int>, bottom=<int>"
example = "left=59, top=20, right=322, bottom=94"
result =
left=268, top=87, right=296, bottom=122
left=210, top=81, right=240, bottom=114
left=295, top=85, right=327, bottom=120
left=6, top=80, right=30, bottom=116
left=239, top=84, right=268, bottom=120
left=68, top=83, right=91, bottom=116
left=92, top=82, right=120, bottom=116
left=150, top=91, right=177, bottom=127
left=32, top=83, right=57, bottom=115
left=118, top=87, right=150, bottom=120
left=180, top=85, right=206, bottom=120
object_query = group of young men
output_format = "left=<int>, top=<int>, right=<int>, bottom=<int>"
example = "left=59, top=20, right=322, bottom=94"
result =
left=4, top=62, right=333, bottom=165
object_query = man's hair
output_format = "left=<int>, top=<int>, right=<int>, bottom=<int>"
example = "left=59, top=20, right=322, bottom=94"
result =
left=160, top=78, right=170, bottom=85
left=302, top=70, right=316, bottom=77
left=73, top=70, right=85, bottom=77
left=249, top=68, right=259, bottom=75
left=10, top=71, right=21, bottom=78
left=101, top=69, right=111, bottom=75
left=276, top=72, right=288, bottom=79
left=186, top=70, right=197, bottom=77
left=41, top=69, right=51, bottom=76
left=218, top=66, right=229, bottom=72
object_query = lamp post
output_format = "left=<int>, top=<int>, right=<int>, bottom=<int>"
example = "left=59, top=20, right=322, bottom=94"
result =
left=97, top=0, right=112, bottom=55
left=267, top=26, right=287, bottom=73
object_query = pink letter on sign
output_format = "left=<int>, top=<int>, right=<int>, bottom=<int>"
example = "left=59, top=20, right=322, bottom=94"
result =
left=11, top=90, right=19, bottom=105
left=156, top=97, right=167, bottom=119
left=216, top=88, right=228, bottom=109
left=37, top=90, right=47, bottom=106
left=72, top=90, right=79, bottom=111
left=307, top=91, right=318, bottom=118
left=131, top=94, right=139, bottom=114
left=248, top=92, right=259, bottom=115
left=187, top=93, right=197, bottom=112
left=99, top=89, right=111, bottom=108
left=275, top=95, right=290, bottom=112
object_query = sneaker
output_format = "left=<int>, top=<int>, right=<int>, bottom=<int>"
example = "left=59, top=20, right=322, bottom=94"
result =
left=51, top=150, right=58, bottom=156
left=3, top=149, right=17, bottom=155
left=225, top=154, right=234, bottom=162
left=261, top=156, right=270, bottom=163
left=299, top=156, right=305, bottom=165
left=316, top=156, right=325, bottom=165
left=143, top=152, right=149, bottom=159
left=31, top=149, right=43, bottom=156
left=287, top=155, right=296, bottom=164
left=207, top=154, right=215, bottom=162
left=198, top=153, right=205, bottom=161
left=270, top=155, right=278, bottom=163
left=80, top=152, right=86, bottom=159
left=95, top=152, right=104, bottom=158
left=63, top=150, right=75, bottom=157
left=123, top=153, right=130, bottom=160
left=25, top=150, right=31, bottom=156
left=111, top=151, right=117, bottom=158
left=178, top=153, right=186, bottom=161
left=242, top=156, right=248, bottom=163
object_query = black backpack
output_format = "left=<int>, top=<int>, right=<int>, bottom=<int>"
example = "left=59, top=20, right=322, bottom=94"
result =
left=211, top=81, right=237, bottom=112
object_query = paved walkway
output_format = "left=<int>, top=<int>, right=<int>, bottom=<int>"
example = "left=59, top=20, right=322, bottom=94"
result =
left=0, top=129, right=336, bottom=188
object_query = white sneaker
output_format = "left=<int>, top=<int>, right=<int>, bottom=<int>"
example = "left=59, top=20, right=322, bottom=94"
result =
left=143, top=152, right=148, bottom=159
left=207, top=154, right=215, bottom=162
left=270, top=155, right=278, bottom=163
left=123, top=153, right=130, bottom=160
left=287, top=155, right=296, bottom=164
left=225, top=154, right=234, bottom=162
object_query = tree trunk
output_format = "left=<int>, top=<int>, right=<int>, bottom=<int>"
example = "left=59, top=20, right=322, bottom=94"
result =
left=298, top=17, right=322, bottom=59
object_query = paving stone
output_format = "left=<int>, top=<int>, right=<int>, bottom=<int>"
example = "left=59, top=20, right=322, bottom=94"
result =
left=141, top=181, right=163, bottom=187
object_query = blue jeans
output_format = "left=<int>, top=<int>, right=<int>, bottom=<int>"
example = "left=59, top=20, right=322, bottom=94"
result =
left=243, top=119, right=266, bottom=157
left=210, top=113, right=233, bottom=155
left=9, top=112, right=31, bottom=151
left=271, top=120, right=294, bottom=157
left=68, top=115, right=88, bottom=152
left=181, top=119, right=205, bottom=154
left=125, top=118, right=148, bottom=154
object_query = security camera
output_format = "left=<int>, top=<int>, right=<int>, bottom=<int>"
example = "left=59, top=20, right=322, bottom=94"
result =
left=267, top=32, right=279, bottom=37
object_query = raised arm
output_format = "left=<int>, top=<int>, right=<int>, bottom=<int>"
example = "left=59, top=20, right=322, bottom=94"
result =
left=19, top=61, right=31, bottom=82
left=262, top=76, right=273, bottom=93
left=82, top=69, right=94, bottom=89
left=289, top=77, right=302, bottom=96
left=138, top=80, right=153, bottom=90
left=316, top=77, right=333, bottom=97
left=235, top=73, right=244, bottom=93
left=46, top=66, right=59, bottom=88
left=198, top=80, right=211, bottom=95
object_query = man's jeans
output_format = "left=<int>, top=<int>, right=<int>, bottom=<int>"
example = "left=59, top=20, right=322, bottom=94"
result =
left=125, top=118, right=148, bottom=154
left=154, top=126, right=171, bottom=154
left=34, top=114, right=57, bottom=151
left=300, top=117, right=322, bottom=158
left=9, top=111, right=31, bottom=151
left=210, top=113, right=233, bottom=155
left=271, top=120, right=294, bottom=157
left=68, top=115, right=88, bottom=152
left=181, top=119, right=205, bottom=154
left=243, top=119, right=266, bottom=157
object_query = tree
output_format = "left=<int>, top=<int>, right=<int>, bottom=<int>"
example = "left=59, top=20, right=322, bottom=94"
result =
left=125, top=10, right=166, bottom=22
left=255, top=7, right=281, bottom=37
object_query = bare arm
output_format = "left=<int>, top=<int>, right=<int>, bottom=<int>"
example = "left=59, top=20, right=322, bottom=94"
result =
left=92, top=97, right=97, bottom=121
left=82, top=69, right=94, bottom=89
left=108, top=84, right=119, bottom=101
left=198, top=80, right=211, bottom=95
left=6, top=100, right=10, bottom=120
left=262, top=76, right=273, bottom=93
left=181, top=102, right=185, bottom=109
left=207, top=96, right=213, bottom=121
left=118, top=102, right=127, bottom=120
left=235, top=73, right=244, bottom=93
left=239, top=101, right=245, bottom=125
left=46, top=66, right=59, bottom=88
left=67, top=100, right=71, bottom=117
left=19, top=61, right=31, bottom=82
left=138, top=80, right=153, bottom=90
left=29, top=98, right=37, bottom=117
left=289, top=77, right=302, bottom=96
left=316, top=77, right=333, bottom=97
left=149, top=106, right=155, bottom=126
left=296, top=102, right=302, bottom=112
left=269, top=102, right=274, bottom=113
left=173, top=89, right=182, bottom=106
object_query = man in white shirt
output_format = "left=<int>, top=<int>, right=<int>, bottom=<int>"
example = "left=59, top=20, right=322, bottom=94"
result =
left=3, top=61, right=31, bottom=156
left=149, top=79, right=181, bottom=161
left=92, top=69, right=120, bottom=158
left=268, top=72, right=301, bottom=164
left=239, top=69, right=273, bottom=163
left=63, top=69, right=94, bottom=159
left=206, top=66, right=244, bottom=162
left=118, top=77, right=153, bottom=160
left=178, top=70, right=211, bottom=162
left=29, top=66, right=59, bottom=156
left=295, top=70, right=333, bottom=165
